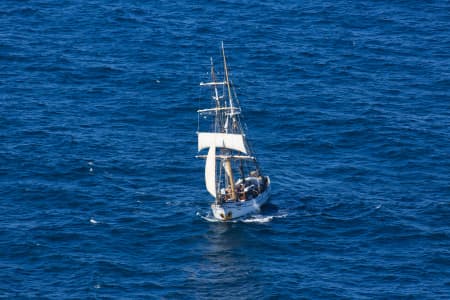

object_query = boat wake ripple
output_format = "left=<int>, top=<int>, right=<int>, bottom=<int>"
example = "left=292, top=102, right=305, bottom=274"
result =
left=196, top=211, right=288, bottom=224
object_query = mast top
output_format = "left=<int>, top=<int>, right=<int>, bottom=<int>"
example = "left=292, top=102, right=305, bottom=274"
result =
left=198, top=43, right=246, bottom=135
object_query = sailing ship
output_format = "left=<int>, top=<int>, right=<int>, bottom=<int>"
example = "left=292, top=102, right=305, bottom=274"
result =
left=196, top=43, right=271, bottom=221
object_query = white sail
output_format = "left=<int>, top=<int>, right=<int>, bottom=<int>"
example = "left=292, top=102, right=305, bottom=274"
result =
left=205, top=145, right=216, bottom=197
left=198, top=132, right=247, bottom=154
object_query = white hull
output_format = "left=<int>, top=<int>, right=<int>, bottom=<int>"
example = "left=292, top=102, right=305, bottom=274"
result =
left=211, top=177, right=271, bottom=221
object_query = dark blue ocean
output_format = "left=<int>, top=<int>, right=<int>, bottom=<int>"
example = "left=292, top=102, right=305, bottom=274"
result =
left=1, top=0, right=450, bottom=298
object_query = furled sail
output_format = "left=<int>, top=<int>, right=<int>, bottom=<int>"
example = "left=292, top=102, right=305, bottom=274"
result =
left=205, top=145, right=216, bottom=197
left=223, top=160, right=232, bottom=179
left=198, top=132, right=247, bottom=154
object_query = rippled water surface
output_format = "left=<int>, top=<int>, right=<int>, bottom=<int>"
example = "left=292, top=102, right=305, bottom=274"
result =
left=1, top=0, right=450, bottom=298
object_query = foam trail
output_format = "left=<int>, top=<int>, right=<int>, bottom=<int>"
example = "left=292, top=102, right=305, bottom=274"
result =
left=242, top=213, right=288, bottom=224
left=197, top=211, right=288, bottom=223
left=197, top=211, right=220, bottom=222
left=242, top=215, right=274, bottom=223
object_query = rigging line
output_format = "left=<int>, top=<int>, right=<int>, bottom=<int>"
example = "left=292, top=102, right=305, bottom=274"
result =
left=231, top=79, right=242, bottom=109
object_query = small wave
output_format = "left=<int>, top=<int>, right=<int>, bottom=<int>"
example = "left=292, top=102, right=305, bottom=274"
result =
left=321, top=203, right=383, bottom=221
left=89, top=218, right=98, bottom=224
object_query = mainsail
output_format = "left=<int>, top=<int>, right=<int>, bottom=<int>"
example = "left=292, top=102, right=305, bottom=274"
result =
left=197, top=132, right=247, bottom=154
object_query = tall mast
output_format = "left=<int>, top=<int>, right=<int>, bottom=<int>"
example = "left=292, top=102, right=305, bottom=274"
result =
left=210, top=58, right=222, bottom=133
left=221, top=42, right=237, bottom=200
left=224, top=159, right=236, bottom=200
left=210, top=58, right=220, bottom=109
left=221, top=42, right=234, bottom=110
